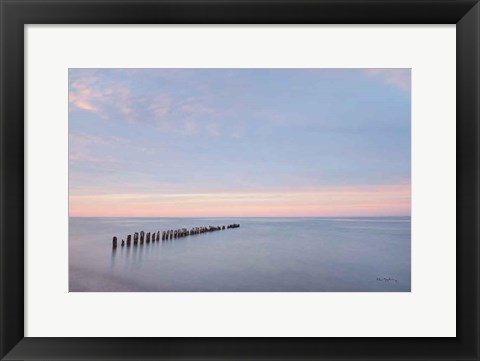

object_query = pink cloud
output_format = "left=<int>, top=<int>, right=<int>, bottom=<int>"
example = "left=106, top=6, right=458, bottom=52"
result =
left=148, top=94, right=172, bottom=122
left=74, top=100, right=98, bottom=112
left=364, top=69, right=411, bottom=92
left=69, top=74, right=137, bottom=121
left=69, top=183, right=410, bottom=217
left=69, top=75, right=107, bottom=116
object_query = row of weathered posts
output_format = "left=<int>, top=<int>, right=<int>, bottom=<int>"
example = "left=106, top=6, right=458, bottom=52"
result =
left=112, top=224, right=240, bottom=248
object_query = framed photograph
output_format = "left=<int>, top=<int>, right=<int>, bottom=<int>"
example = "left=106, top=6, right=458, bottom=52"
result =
left=0, top=0, right=478, bottom=360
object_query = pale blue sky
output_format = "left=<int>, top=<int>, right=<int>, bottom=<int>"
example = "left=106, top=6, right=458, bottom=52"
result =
left=69, top=68, right=411, bottom=217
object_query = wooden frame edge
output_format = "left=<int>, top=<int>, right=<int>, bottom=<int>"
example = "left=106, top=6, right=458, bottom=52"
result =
left=1, top=1, right=478, bottom=360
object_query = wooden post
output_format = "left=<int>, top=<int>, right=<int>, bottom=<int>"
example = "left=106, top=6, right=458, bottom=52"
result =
left=111, top=223, right=240, bottom=248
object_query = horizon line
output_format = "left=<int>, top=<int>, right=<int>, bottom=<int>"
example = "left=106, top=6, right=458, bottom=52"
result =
left=69, top=215, right=411, bottom=219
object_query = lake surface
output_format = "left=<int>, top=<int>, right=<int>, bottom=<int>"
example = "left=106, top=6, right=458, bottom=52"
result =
left=69, top=217, right=411, bottom=292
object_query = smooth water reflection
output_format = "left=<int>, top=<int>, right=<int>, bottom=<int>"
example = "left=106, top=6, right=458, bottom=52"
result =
left=69, top=217, right=411, bottom=292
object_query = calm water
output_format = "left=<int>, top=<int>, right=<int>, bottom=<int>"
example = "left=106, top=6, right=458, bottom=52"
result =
left=69, top=217, right=411, bottom=292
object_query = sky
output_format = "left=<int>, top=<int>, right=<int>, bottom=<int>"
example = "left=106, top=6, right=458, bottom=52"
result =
left=69, top=68, right=411, bottom=217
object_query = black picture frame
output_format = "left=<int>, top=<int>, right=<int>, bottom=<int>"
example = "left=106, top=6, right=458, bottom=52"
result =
left=1, top=0, right=478, bottom=360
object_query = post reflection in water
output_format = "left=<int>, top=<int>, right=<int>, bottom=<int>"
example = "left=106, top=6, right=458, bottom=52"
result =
left=71, top=217, right=411, bottom=292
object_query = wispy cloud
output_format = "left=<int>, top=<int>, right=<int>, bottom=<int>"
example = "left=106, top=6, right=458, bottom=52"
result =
left=69, top=132, right=130, bottom=147
left=69, top=183, right=410, bottom=217
left=364, top=69, right=411, bottom=92
left=69, top=132, right=129, bottom=166
left=69, top=69, right=411, bottom=217
left=69, top=72, right=136, bottom=120
left=206, top=123, right=221, bottom=137
left=179, top=97, right=215, bottom=115
left=148, top=94, right=172, bottom=122
left=69, top=74, right=104, bottom=116
left=69, top=153, right=119, bottom=164
left=69, top=71, right=222, bottom=132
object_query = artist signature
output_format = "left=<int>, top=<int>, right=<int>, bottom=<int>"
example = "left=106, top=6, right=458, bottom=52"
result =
left=376, top=277, right=398, bottom=283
